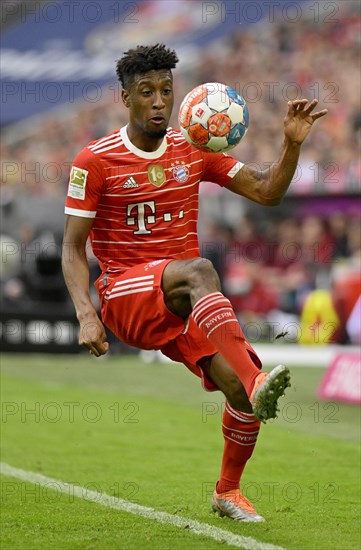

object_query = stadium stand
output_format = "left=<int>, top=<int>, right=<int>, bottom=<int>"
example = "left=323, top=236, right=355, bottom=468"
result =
left=1, top=0, right=360, bottom=350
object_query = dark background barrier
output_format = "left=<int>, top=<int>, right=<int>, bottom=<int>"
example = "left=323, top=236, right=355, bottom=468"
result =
left=1, top=308, right=80, bottom=353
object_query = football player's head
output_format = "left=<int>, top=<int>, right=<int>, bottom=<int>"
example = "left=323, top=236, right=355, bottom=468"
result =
left=116, top=44, right=178, bottom=91
left=117, top=44, right=179, bottom=141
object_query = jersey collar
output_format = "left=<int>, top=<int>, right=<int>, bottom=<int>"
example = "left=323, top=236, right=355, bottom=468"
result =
left=120, top=125, right=167, bottom=159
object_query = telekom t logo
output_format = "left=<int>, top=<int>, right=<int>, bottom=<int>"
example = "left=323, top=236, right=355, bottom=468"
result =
left=127, top=201, right=156, bottom=235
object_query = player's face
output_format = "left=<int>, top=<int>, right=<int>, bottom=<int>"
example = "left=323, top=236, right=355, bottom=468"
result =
left=122, top=70, right=174, bottom=149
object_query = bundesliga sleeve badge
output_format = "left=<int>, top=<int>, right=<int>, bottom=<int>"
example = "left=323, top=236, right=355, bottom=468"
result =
left=68, top=166, right=88, bottom=200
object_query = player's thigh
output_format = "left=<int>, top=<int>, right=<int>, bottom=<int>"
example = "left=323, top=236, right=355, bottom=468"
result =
left=162, top=257, right=220, bottom=317
left=100, top=260, right=184, bottom=349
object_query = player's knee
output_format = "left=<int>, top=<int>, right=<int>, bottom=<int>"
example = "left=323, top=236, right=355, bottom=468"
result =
left=186, top=258, right=220, bottom=295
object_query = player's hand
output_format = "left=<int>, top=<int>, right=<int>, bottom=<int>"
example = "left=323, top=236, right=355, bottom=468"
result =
left=78, top=314, right=109, bottom=357
left=284, top=99, right=328, bottom=145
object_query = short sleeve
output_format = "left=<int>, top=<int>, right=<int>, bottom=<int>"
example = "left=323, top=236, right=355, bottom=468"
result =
left=64, top=147, right=104, bottom=218
left=202, top=151, right=244, bottom=187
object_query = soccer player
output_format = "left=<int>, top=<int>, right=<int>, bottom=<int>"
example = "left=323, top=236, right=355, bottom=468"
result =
left=62, top=44, right=328, bottom=522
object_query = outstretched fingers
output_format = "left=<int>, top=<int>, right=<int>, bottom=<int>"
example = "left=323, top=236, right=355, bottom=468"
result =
left=288, top=99, right=308, bottom=113
left=302, top=98, right=319, bottom=114
left=288, top=98, right=328, bottom=120
left=295, top=99, right=309, bottom=110
left=311, top=108, right=329, bottom=120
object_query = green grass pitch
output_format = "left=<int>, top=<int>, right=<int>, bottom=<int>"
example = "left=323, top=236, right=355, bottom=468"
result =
left=1, top=353, right=360, bottom=550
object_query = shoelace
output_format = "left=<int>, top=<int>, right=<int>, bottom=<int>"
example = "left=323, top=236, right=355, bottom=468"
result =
left=222, top=490, right=257, bottom=514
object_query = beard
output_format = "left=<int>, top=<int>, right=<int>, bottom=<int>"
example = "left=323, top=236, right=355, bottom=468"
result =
left=144, top=127, right=167, bottom=139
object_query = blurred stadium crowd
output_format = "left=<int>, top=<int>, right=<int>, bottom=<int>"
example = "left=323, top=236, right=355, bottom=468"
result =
left=1, top=0, right=360, bottom=346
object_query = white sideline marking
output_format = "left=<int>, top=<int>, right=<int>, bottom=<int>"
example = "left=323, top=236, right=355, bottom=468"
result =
left=0, top=462, right=286, bottom=550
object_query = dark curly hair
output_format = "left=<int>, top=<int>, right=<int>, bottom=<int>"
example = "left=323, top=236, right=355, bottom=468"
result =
left=116, top=44, right=179, bottom=90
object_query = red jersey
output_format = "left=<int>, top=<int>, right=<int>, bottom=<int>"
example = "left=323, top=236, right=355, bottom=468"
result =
left=65, top=126, right=243, bottom=275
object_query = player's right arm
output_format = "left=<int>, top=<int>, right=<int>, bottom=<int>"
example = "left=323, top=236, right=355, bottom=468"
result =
left=62, top=214, right=109, bottom=357
left=62, top=147, right=109, bottom=356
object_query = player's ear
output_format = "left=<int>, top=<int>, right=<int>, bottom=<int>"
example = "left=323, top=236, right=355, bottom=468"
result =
left=122, top=89, right=130, bottom=108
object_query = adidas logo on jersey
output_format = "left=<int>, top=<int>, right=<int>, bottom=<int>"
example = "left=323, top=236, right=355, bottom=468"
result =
left=123, top=177, right=139, bottom=189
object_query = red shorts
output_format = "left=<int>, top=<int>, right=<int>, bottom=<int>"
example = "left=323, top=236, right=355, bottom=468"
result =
left=95, top=259, right=261, bottom=392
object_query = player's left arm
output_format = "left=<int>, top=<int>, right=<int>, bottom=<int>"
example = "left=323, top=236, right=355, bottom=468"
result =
left=226, top=99, right=328, bottom=205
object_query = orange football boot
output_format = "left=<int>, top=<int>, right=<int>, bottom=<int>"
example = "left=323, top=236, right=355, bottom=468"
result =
left=212, top=488, right=265, bottom=522
left=250, top=364, right=291, bottom=423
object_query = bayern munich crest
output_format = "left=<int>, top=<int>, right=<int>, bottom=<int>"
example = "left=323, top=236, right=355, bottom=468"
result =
left=172, top=163, right=190, bottom=183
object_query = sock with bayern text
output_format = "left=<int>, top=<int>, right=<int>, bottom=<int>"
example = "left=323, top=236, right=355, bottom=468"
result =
left=217, top=402, right=261, bottom=493
left=192, top=292, right=261, bottom=396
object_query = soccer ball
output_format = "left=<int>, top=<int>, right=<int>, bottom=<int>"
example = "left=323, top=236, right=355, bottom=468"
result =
left=178, top=82, right=249, bottom=153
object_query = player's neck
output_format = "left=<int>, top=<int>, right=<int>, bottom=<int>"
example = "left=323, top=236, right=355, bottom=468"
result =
left=126, top=123, right=165, bottom=152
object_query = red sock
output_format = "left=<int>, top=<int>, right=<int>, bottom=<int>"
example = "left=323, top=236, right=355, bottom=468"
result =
left=192, top=292, right=260, bottom=395
left=217, top=402, right=261, bottom=493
